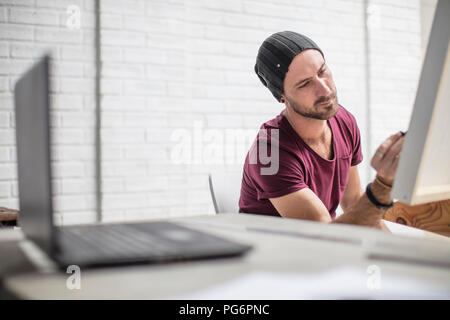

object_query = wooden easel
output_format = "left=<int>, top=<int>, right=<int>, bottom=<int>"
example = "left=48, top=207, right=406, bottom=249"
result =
left=384, top=199, right=450, bottom=237
left=0, top=207, right=18, bottom=227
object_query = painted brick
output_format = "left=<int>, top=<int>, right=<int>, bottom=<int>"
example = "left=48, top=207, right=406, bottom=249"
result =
left=8, top=7, right=59, bottom=26
left=0, top=0, right=424, bottom=224
left=0, top=182, right=10, bottom=198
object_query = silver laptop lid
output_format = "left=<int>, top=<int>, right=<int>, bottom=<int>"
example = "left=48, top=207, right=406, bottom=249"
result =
left=14, top=55, right=55, bottom=255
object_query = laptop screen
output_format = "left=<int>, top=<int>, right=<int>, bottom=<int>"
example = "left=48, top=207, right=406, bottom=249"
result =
left=14, top=55, right=55, bottom=255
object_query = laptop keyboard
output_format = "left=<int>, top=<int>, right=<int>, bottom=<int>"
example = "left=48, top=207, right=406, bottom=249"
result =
left=54, top=221, right=251, bottom=267
left=58, top=223, right=181, bottom=260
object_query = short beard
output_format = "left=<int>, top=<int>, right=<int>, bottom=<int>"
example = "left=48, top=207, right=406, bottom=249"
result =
left=286, top=92, right=339, bottom=120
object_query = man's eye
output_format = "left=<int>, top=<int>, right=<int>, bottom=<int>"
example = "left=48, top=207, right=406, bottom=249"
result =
left=299, top=81, right=309, bottom=88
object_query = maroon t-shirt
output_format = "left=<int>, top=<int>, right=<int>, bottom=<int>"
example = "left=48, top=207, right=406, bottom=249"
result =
left=239, top=105, right=363, bottom=219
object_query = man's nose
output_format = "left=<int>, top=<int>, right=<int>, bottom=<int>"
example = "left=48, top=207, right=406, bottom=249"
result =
left=316, top=78, right=331, bottom=97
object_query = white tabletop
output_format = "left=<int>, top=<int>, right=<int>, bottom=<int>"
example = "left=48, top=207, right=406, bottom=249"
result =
left=2, top=213, right=450, bottom=299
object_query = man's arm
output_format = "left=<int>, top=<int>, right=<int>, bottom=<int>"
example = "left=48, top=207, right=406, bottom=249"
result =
left=340, top=166, right=363, bottom=212
left=269, top=132, right=404, bottom=229
left=269, top=188, right=333, bottom=223
left=269, top=179, right=390, bottom=228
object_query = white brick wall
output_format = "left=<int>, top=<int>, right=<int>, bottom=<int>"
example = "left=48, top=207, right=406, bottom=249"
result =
left=0, top=0, right=97, bottom=225
left=367, top=0, right=422, bottom=183
left=0, top=0, right=423, bottom=224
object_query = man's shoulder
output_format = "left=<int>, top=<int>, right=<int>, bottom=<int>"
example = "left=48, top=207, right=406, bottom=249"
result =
left=255, top=111, right=297, bottom=149
left=260, top=110, right=285, bottom=130
left=335, top=105, right=357, bottom=124
left=333, top=105, right=360, bottom=135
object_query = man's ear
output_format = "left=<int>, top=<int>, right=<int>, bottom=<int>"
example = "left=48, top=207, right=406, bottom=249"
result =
left=280, top=95, right=287, bottom=106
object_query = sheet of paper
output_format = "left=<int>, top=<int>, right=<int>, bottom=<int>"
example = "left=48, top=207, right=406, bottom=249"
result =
left=383, top=220, right=425, bottom=238
left=174, top=267, right=449, bottom=300
left=0, top=228, right=23, bottom=242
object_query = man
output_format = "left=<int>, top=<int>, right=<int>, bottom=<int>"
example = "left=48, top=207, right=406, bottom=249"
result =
left=239, top=31, right=404, bottom=230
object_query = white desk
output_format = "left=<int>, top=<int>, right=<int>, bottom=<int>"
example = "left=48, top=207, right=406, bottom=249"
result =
left=1, top=213, right=450, bottom=299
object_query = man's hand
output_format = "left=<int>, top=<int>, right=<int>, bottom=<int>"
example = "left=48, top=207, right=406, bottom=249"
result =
left=270, top=132, right=406, bottom=230
left=370, top=132, right=405, bottom=186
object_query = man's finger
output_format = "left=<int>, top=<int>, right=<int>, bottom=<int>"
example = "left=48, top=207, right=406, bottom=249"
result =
left=371, top=132, right=403, bottom=169
left=392, top=154, right=401, bottom=172
left=378, top=132, right=403, bottom=156
left=383, top=136, right=405, bottom=164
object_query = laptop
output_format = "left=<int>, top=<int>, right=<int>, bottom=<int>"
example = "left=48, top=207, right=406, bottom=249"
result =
left=14, top=55, right=251, bottom=268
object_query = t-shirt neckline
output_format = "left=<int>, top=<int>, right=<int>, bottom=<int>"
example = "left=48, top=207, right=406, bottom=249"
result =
left=280, top=108, right=337, bottom=163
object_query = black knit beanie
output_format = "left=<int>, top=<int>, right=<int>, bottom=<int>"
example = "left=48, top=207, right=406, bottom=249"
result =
left=254, top=31, right=324, bottom=102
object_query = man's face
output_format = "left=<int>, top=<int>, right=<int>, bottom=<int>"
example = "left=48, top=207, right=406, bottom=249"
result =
left=282, top=49, right=338, bottom=120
